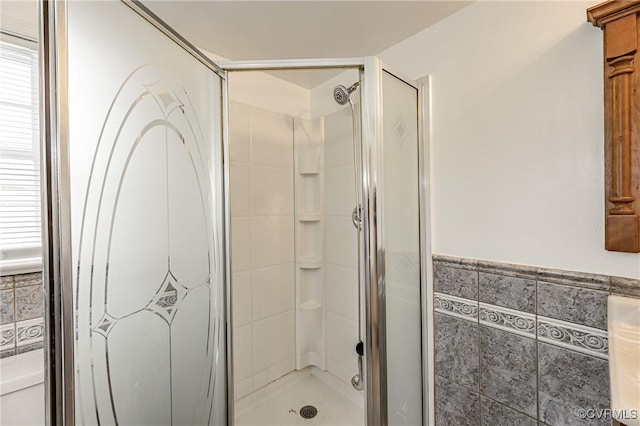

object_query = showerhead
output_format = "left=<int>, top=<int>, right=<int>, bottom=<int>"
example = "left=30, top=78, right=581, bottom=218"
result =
left=333, top=82, right=360, bottom=105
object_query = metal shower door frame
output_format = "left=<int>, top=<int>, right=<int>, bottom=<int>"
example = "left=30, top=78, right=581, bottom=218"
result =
left=220, top=57, right=429, bottom=426
left=361, top=58, right=429, bottom=426
left=219, top=58, right=366, bottom=426
left=40, top=0, right=429, bottom=420
left=40, top=1, right=228, bottom=424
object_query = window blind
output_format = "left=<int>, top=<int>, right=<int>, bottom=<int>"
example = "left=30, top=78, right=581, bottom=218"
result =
left=0, top=36, right=41, bottom=268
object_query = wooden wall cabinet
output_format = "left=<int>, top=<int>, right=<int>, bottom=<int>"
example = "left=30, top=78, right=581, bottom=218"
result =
left=588, top=0, right=640, bottom=252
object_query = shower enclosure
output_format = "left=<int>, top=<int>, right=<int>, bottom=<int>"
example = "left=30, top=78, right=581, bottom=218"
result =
left=40, top=1, right=429, bottom=425
left=225, top=68, right=367, bottom=425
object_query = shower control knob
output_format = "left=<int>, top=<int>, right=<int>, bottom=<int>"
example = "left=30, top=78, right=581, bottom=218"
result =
left=356, top=341, right=364, bottom=356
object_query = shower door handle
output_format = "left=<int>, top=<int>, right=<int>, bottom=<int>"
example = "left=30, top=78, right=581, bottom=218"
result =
left=352, top=340, right=364, bottom=391
left=352, top=205, right=362, bottom=229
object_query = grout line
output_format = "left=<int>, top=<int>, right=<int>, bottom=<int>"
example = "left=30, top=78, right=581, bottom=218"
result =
left=434, top=308, right=477, bottom=323
left=249, top=307, right=296, bottom=324
left=535, top=274, right=540, bottom=423
left=12, top=322, right=17, bottom=353
left=536, top=335, right=608, bottom=360
left=536, top=313, right=608, bottom=334
left=481, top=394, right=538, bottom=422
left=324, top=263, right=358, bottom=271
left=247, top=163, right=295, bottom=170
left=435, top=374, right=479, bottom=395
left=12, top=281, right=16, bottom=352
left=231, top=214, right=296, bottom=219
left=325, top=309, right=358, bottom=324
left=476, top=265, right=482, bottom=419
left=478, top=301, right=535, bottom=320
left=434, top=291, right=477, bottom=305
left=232, top=261, right=293, bottom=275
left=478, top=318, right=535, bottom=340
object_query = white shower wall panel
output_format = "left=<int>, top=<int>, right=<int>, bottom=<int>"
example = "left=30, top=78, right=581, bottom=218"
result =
left=229, top=101, right=296, bottom=400
left=323, top=107, right=360, bottom=385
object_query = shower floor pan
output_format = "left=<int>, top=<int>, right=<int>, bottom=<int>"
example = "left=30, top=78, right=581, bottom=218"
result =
left=235, top=367, right=364, bottom=426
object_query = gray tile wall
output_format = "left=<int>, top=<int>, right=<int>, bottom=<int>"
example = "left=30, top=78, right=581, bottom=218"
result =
left=0, top=272, right=44, bottom=358
left=433, top=255, right=639, bottom=426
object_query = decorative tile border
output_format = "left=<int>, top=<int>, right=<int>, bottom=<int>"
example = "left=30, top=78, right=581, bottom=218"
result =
left=477, top=260, right=537, bottom=280
left=434, top=254, right=640, bottom=296
left=537, top=316, right=608, bottom=359
left=479, top=303, right=535, bottom=338
left=0, top=272, right=44, bottom=357
left=0, top=276, right=13, bottom=290
left=15, top=317, right=44, bottom=348
left=610, top=276, right=640, bottom=298
left=434, top=292, right=478, bottom=322
left=0, top=323, right=15, bottom=350
left=433, top=255, right=478, bottom=272
left=14, top=272, right=43, bottom=288
left=435, top=283, right=609, bottom=358
left=537, top=268, right=610, bottom=292
left=434, top=254, right=619, bottom=425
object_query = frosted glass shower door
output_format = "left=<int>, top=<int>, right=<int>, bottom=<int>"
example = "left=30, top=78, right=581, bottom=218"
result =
left=380, top=69, right=423, bottom=425
left=65, top=2, right=226, bottom=424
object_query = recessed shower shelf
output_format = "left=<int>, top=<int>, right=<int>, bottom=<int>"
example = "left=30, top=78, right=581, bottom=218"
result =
left=294, top=116, right=326, bottom=371
left=298, top=264, right=322, bottom=270
left=298, top=214, right=321, bottom=222
left=300, top=301, right=322, bottom=312
left=298, top=175, right=321, bottom=213
left=298, top=210, right=321, bottom=217
left=298, top=257, right=322, bottom=269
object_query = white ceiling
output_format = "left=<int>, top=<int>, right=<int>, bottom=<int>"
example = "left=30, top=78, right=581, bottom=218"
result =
left=143, top=1, right=471, bottom=89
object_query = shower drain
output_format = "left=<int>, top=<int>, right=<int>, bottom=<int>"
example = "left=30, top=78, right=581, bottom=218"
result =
left=300, top=405, right=318, bottom=420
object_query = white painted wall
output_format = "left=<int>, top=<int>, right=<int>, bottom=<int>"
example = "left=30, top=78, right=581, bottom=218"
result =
left=379, top=1, right=640, bottom=279
left=0, top=1, right=38, bottom=40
